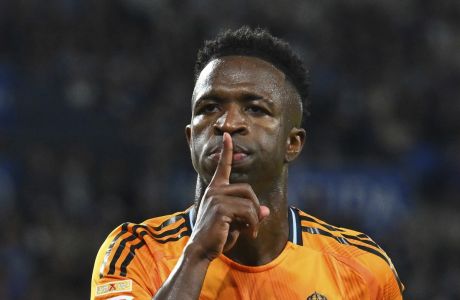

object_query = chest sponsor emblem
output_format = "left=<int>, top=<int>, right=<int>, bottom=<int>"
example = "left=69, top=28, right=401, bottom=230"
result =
left=96, top=279, right=132, bottom=296
left=307, top=291, right=328, bottom=300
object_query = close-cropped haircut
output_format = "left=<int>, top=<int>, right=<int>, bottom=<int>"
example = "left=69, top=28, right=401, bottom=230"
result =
left=194, top=26, right=310, bottom=118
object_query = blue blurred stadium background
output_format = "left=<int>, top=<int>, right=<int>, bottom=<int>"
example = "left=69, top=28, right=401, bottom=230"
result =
left=0, top=0, right=459, bottom=298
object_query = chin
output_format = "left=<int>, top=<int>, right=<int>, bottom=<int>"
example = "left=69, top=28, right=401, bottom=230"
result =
left=229, top=172, right=250, bottom=183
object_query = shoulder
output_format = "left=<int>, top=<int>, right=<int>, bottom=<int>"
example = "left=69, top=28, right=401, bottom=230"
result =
left=141, top=208, right=193, bottom=243
left=102, top=208, right=192, bottom=256
left=91, top=209, right=194, bottom=298
left=92, top=208, right=193, bottom=283
left=292, top=207, right=404, bottom=298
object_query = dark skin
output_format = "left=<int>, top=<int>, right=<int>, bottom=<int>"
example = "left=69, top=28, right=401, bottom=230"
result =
left=154, top=56, right=306, bottom=300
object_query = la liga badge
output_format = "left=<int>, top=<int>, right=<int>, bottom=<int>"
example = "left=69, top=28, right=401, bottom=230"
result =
left=307, top=291, right=328, bottom=300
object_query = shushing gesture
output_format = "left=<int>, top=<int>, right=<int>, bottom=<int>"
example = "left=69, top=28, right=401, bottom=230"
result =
left=190, top=132, right=270, bottom=261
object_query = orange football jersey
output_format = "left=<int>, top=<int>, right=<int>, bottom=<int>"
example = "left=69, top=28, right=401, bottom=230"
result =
left=91, top=207, right=403, bottom=299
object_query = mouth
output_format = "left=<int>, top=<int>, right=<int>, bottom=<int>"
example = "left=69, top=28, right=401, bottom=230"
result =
left=207, top=144, right=252, bottom=164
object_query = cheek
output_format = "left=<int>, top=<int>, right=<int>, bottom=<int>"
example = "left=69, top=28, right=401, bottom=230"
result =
left=191, top=133, right=208, bottom=157
left=189, top=126, right=211, bottom=167
left=258, top=122, right=285, bottom=159
left=190, top=117, right=207, bottom=150
left=191, top=115, right=205, bottom=127
left=190, top=115, right=213, bottom=139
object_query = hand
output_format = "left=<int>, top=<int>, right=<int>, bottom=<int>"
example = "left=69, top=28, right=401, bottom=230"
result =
left=189, top=132, right=270, bottom=261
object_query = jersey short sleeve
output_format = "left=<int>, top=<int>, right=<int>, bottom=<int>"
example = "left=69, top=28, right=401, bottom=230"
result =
left=91, top=210, right=193, bottom=299
left=294, top=207, right=404, bottom=299
left=91, top=223, right=156, bottom=299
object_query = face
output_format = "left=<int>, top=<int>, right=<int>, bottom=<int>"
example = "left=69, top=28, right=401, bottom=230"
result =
left=186, top=56, right=305, bottom=186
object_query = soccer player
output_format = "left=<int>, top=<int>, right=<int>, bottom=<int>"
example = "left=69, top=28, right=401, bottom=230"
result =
left=91, top=27, right=404, bottom=299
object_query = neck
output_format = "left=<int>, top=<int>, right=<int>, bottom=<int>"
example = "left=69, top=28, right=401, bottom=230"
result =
left=193, top=168, right=290, bottom=266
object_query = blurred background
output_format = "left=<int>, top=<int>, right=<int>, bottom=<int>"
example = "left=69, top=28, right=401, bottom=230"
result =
left=0, top=0, right=459, bottom=298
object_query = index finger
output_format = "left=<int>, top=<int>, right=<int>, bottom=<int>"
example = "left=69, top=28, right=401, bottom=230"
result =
left=210, top=132, right=233, bottom=186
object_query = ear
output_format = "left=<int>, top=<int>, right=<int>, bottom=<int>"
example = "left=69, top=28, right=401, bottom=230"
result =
left=285, top=127, right=306, bottom=162
left=185, top=125, right=192, bottom=148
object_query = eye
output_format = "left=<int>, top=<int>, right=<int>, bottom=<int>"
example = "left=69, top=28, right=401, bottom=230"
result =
left=246, top=105, right=270, bottom=116
left=197, top=103, right=220, bottom=115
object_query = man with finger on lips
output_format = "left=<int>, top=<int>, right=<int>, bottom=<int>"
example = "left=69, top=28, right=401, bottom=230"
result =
left=91, top=27, right=404, bottom=300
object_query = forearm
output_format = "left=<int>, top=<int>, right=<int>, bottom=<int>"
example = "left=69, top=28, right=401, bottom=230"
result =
left=153, top=243, right=211, bottom=300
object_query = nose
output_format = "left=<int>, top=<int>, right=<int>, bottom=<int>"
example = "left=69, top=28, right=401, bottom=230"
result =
left=213, top=104, right=248, bottom=136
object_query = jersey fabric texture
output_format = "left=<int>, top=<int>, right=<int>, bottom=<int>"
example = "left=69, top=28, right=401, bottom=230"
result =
left=91, top=206, right=404, bottom=300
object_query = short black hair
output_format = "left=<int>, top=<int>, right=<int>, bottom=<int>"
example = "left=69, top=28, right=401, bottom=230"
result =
left=195, top=26, right=310, bottom=118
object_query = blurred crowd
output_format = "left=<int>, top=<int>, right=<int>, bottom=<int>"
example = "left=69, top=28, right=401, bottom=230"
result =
left=0, top=0, right=459, bottom=299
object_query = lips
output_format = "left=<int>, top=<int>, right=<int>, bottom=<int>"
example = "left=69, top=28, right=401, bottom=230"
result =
left=209, top=151, right=248, bottom=162
left=207, top=143, right=251, bottom=163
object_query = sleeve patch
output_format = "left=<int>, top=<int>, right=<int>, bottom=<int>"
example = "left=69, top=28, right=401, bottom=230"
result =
left=96, top=279, right=132, bottom=296
left=107, top=296, right=134, bottom=300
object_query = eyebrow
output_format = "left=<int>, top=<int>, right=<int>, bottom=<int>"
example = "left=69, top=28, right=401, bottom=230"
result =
left=195, top=91, right=274, bottom=107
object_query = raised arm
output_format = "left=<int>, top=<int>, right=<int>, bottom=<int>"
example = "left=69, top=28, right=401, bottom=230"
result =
left=153, top=133, right=269, bottom=299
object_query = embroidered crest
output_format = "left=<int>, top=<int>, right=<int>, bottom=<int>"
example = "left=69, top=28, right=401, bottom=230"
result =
left=307, top=291, right=328, bottom=300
